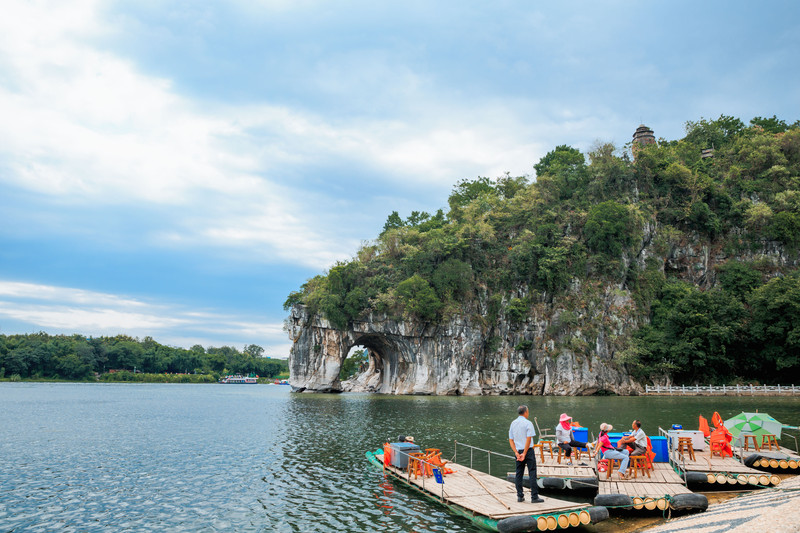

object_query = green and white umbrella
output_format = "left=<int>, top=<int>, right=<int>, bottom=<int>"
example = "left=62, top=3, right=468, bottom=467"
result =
left=724, top=412, right=783, bottom=440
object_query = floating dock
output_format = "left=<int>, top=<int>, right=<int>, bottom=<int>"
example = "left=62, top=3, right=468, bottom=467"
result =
left=672, top=450, right=781, bottom=488
left=736, top=445, right=800, bottom=473
left=595, top=462, right=707, bottom=513
left=367, top=449, right=608, bottom=532
left=504, top=449, right=599, bottom=492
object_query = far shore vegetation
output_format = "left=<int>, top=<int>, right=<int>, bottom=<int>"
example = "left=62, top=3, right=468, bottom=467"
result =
left=0, top=333, right=289, bottom=383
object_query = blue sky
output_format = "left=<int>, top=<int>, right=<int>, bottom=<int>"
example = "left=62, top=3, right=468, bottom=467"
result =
left=1, top=1, right=798, bottom=357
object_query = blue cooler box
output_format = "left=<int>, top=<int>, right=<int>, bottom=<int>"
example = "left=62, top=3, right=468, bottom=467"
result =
left=389, top=442, right=420, bottom=469
left=572, top=427, right=589, bottom=450
left=650, top=436, right=668, bottom=463
left=606, top=432, right=667, bottom=463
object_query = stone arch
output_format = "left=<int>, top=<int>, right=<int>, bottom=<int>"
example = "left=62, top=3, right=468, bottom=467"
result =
left=343, top=333, right=405, bottom=393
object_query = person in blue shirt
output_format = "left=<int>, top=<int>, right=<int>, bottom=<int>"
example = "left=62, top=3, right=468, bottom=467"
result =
left=508, top=405, right=545, bottom=503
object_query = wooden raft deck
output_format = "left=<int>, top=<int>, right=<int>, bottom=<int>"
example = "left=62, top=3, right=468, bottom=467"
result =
left=737, top=445, right=800, bottom=471
left=376, top=453, right=588, bottom=520
left=673, top=450, right=762, bottom=474
left=598, top=463, right=691, bottom=498
left=534, top=448, right=594, bottom=475
left=537, top=464, right=596, bottom=478
left=672, top=450, right=781, bottom=486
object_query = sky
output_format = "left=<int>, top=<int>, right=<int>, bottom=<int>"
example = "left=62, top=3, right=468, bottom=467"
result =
left=1, top=1, right=799, bottom=357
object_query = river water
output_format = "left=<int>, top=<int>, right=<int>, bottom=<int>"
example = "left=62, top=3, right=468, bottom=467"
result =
left=1, top=383, right=799, bottom=532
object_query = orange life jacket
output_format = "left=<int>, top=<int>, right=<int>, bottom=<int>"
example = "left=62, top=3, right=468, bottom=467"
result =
left=699, top=415, right=711, bottom=438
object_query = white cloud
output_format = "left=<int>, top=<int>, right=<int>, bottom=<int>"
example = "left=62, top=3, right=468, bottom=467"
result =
left=0, top=281, right=290, bottom=355
left=0, top=0, right=592, bottom=274
left=0, top=0, right=674, bottom=280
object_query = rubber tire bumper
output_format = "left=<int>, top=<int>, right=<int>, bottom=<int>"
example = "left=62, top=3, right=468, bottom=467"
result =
left=670, top=493, right=708, bottom=512
left=594, top=493, right=633, bottom=509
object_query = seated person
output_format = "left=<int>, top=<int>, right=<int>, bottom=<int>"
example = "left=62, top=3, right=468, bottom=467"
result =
left=617, top=420, right=647, bottom=456
left=597, top=423, right=630, bottom=479
left=555, top=413, right=589, bottom=465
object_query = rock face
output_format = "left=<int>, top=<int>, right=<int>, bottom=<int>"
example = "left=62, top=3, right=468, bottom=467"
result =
left=286, top=227, right=795, bottom=396
left=286, top=288, right=642, bottom=396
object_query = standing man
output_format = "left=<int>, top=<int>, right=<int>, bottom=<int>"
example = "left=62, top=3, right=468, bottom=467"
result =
left=508, top=405, right=545, bottom=503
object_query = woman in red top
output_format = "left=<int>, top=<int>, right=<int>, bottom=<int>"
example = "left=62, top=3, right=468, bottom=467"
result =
left=597, top=423, right=630, bottom=479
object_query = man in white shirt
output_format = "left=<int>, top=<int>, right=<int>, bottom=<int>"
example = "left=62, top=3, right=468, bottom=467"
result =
left=618, top=420, right=647, bottom=456
left=508, top=405, right=545, bottom=503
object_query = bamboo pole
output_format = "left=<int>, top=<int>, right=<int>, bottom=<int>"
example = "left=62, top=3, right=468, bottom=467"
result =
left=467, top=471, right=510, bottom=510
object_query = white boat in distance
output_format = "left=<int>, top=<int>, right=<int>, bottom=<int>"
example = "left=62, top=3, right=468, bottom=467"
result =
left=218, top=374, right=258, bottom=384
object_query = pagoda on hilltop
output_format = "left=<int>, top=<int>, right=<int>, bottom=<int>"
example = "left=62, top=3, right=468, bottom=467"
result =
left=631, top=124, right=656, bottom=158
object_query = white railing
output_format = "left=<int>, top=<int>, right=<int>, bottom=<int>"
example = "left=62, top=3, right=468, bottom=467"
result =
left=644, top=384, right=799, bottom=395
left=453, top=440, right=517, bottom=478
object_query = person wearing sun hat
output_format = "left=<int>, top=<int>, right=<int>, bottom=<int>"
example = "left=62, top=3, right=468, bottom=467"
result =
left=555, top=413, right=589, bottom=466
left=596, top=422, right=630, bottom=479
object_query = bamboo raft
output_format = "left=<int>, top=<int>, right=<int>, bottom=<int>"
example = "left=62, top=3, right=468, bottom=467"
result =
left=672, top=449, right=782, bottom=487
left=504, top=448, right=599, bottom=492
left=367, top=449, right=608, bottom=532
left=735, top=445, right=800, bottom=473
left=595, top=463, right=706, bottom=513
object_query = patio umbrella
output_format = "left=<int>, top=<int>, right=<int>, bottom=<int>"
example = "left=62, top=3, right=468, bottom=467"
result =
left=724, top=412, right=783, bottom=439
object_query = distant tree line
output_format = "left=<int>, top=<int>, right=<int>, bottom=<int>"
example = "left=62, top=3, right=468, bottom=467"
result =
left=0, top=333, right=289, bottom=381
left=285, top=114, right=800, bottom=386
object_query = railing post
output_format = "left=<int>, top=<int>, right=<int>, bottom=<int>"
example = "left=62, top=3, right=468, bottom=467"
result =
left=723, top=384, right=726, bottom=395
left=696, top=384, right=699, bottom=394
left=750, top=384, right=754, bottom=395
left=764, top=384, right=767, bottom=394
left=737, top=384, right=740, bottom=395
left=682, top=384, right=686, bottom=395
left=778, top=384, right=782, bottom=394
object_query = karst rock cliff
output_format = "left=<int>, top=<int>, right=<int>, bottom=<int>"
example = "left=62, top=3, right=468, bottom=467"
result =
left=286, top=288, right=641, bottom=396
left=286, top=223, right=797, bottom=395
